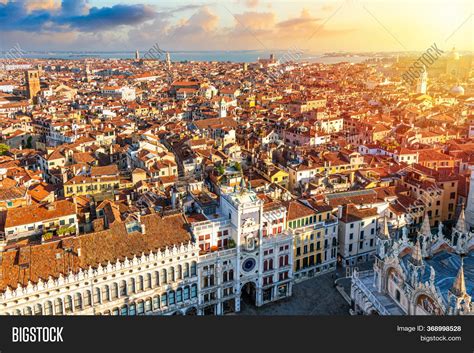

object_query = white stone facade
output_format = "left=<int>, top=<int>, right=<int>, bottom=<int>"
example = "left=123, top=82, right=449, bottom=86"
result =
left=0, top=243, right=200, bottom=316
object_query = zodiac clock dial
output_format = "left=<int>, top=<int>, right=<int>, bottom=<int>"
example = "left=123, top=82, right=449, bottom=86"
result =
left=242, top=257, right=256, bottom=272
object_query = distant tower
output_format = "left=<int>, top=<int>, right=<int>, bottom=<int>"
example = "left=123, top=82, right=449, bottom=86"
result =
left=243, top=63, right=248, bottom=72
left=269, top=53, right=275, bottom=63
left=135, top=49, right=140, bottom=60
left=25, top=69, right=40, bottom=102
left=219, top=98, right=227, bottom=118
left=85, top=64, right=91, bottom=82
left=166, top=52, right=171, bottom=70
left=416, top=65, right=427, bottom=94
left=446, top=47, right=460, bottom=77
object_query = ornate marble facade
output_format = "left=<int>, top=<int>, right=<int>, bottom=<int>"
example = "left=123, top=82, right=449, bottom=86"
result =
left=351, top=210, right=473, bottom=315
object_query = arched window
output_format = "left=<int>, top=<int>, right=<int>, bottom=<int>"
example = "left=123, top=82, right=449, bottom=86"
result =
left=83, top=290, right=92, bottom=307
left=209, top=274, right=215, bottom=286
left=176, top=289, right=183, bottom=303
left=104, top=285, right=111, bottom=301
left=65, top=295, right=73, bottom=313
left=137, top=276, right=144, bottom=292
left=137, top=301, right=144, bottom=315
left=128, top=278, right=135, bottom=294
left=111, top=283, right=119, bottom=299
left=177, top=265, right=182, bottom=280
left=161, top=269, right=167, bottom=284
left=24, top=306, right=32, bottom=315
left=74, top=292, right=83, bottom=310
left=191, top=261, right=197, bottom=276
left=94, top=287, right=101, bottom=304
left=169, top=290, right=176, bottom=305
left=145, top=299, right=152, bottom=313
left=191, top=284, right=197, bottom=298
left=14, top=309, right=22, bottom=316
left=153, top=271, right=160, bottom=287
left=153, top=295, right=160, bottom=310
left=120, top=280, right=127, bottom=297
left=129, top=303, right=136, bottom=316
left=120, top=305, right=128, bottom=316
left=183, top=286, right=190, bottom=300
left=280, top=255, right=288, bottom=267
left=269, top=259, right=273, bottom=270
left=395, top=289, right=401, bottom=302
left=112, top=308, right=119, bottom=316
left=264, top=260, right=268, bottom=271
left=44, top=301, right=53, bottom=315
left=223, top=271, right=228, bottom=282
left=169, top=267, right=175, bottom=282
left=184, top=263, right=190, bottom=278
left=34, top=304, right=43, bottom=315
left=145, top=273, right=152, bottom=289
left=55, top=298, right=63, bottom=315
left=161, top=293, right=168, bottom=307
left=229, top=269, right=234, bottom=281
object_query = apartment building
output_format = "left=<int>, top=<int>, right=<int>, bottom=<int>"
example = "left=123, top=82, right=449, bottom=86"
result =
left=286, top=200, right=338, bottom=281
left=337, top=204, right=378, bottom=267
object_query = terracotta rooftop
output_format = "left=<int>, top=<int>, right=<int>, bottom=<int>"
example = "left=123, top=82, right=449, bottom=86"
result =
left=340, top=204, right=378, bottom=223
left=5, top=200, right=76, bottom=228
left=0, top=213, right=192, bottom=291
left=285, top=200, right=314, bottom=221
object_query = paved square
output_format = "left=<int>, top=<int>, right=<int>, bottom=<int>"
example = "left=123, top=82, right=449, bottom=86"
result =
left=238, top=270, right=350, bottom=315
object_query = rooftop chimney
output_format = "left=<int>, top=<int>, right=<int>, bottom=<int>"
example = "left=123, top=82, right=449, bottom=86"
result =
left=337, top=205, right=343, bottom=219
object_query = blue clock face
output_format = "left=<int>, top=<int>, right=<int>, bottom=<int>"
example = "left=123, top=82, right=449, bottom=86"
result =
left=242, top=258, right=256, bottom=272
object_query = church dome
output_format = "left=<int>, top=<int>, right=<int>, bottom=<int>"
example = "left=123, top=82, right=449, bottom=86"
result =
left=450, top=85, right=464, bottom=95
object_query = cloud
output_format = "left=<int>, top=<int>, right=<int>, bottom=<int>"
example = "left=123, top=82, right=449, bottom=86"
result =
left=60, top=0, right=88, bottom=16
left=63, top=4, right=156, bottom=32
left=276, top=9, right=320, bottom=28
left=180, top=6, right=219, bottom=33
left=126, top=6, right=219, bottom=50
left=244, top=0, right=259, bottom=8
left=0, top=0, right=157, bottom=32
left=232, top=11, right=276, bottom=32
left=0, top=1, right=354, bottom=52
left=26, top=0, right=61, bottom=12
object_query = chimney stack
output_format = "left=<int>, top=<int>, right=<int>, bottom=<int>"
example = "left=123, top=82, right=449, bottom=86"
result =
left=337, top=205, right=343, bottom=219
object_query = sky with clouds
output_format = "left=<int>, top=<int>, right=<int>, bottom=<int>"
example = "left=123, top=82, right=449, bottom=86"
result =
left=0, top=0, right=472, bottom=52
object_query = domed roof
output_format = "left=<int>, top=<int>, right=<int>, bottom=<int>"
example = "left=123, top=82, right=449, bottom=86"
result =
left=450, top=85, right=464, bottom=95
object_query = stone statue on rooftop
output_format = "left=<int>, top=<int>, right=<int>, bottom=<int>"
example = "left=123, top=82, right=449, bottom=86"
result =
left=438, top=222, right=444, bottom=240
left=402, top=226, right=408, bottom=243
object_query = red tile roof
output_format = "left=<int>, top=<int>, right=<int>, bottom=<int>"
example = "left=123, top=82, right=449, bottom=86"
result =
left=0, top=213, right=191, bottom=291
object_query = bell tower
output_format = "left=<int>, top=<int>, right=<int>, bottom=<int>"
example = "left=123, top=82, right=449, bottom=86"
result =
left=416, top=65, right=427, bottom=94
left=25, top=69, right=40, bottom=102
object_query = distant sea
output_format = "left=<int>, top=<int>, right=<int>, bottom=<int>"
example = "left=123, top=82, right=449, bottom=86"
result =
left=17, top=50, right=371, bottom=64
